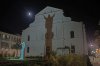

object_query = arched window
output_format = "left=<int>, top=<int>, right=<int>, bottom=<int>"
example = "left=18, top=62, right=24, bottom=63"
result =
left=28, top=35, right=30, bottom=41
left=70, top=31, right=74, bottom=38
left=27, top=47, right=29, bottom=53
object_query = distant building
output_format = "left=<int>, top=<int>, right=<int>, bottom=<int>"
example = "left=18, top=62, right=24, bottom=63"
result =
left=0, top=31, right=21, bottom=57
left=22, top=6, right=88, bottom=57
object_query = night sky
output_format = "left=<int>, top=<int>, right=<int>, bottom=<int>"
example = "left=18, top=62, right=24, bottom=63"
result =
left=0, top=0, right=100, bottom=41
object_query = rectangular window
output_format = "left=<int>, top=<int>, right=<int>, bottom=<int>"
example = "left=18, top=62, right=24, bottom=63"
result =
left=71, top=45, right=75, bottom=53
left=28, top=35, right=30, bottom=41
left=27, top=47, right=29, bottom=53
left=70, top=31, right=74, bottom=38
left=3, top=34, right=5, bottom=39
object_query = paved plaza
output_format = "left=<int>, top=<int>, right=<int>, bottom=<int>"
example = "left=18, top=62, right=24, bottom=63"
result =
left=89, top=56, right=100, bottom=66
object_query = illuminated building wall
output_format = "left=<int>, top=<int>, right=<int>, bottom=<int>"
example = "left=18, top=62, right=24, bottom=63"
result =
left=22, top=6, right=88, bottom=57
left=0, top=31, right=21, bottom=57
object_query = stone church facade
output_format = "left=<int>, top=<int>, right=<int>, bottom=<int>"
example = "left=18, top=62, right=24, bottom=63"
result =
left=22, top=6, right=88, bottom=57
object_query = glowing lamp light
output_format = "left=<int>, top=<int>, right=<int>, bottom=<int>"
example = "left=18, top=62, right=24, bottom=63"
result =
left=95, top=49, right=100, bottom=53
left=96, top=51, right=98, bottom=53
left=90, top=45, right=93, bottom=47
left=96, top=49, right=98, bottom=53
left=96, top=49, right=98, bottom=51
left=92, top=51, right=95, bottom=53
